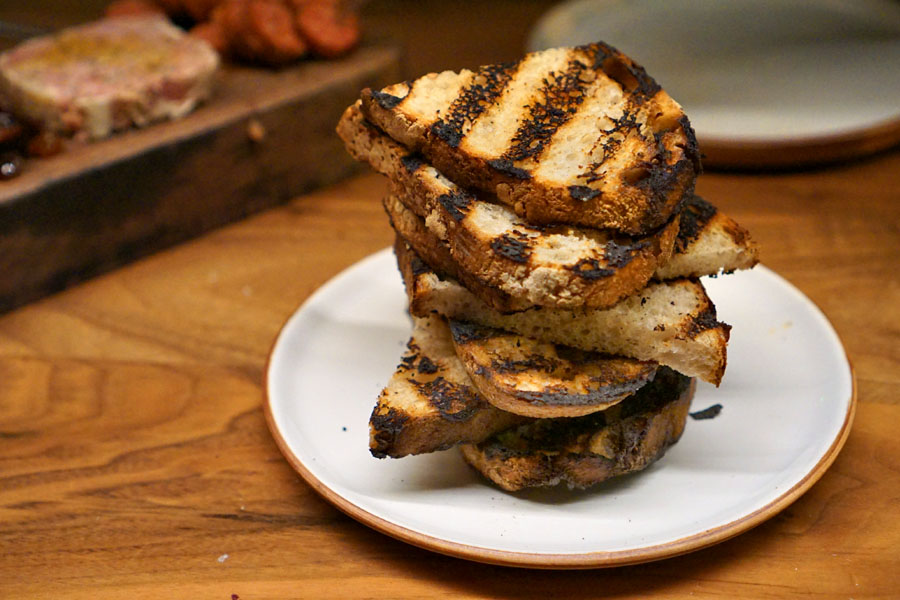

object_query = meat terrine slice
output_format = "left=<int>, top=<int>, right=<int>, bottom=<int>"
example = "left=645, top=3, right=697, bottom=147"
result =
left=0, top=15, right=219, bottom=140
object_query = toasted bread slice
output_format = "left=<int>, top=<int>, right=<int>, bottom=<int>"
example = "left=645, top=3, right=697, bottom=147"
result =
left=656, top=195, right=759, bottom=279
left=396, top=242, right=730, bottom=385
left=370, top=315, right=526, bottom=458
left=358, top=42, right=700, bottom=234
left=341, top=103, right=680, bottom=310
left=448, top=319, right=657, bottom=418
left=386, top=200, right=533, bottom=313
left=384, top=184, right=757, bottom=314
left=460, top=368, right=694, bottom=491
left=384, top=190, right=679, bottom=310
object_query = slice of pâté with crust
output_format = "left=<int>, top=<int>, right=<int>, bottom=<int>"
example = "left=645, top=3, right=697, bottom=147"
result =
left=395, top=242, right=731, bottom=385
left=459, top=368, right=694, bottom=491
left=340, top=102, right=681, bottom=310
left=358, top=42, right=700, bottom=234
left=0, top=16, right=218, bottom=139
left=447, top=319, right=658, bottom=418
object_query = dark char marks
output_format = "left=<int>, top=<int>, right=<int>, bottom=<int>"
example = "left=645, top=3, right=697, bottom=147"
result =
left=605, top=239, right=648, bottom=268
left=437, top=191, right=473, bottom=222
left=431, top=61, right=518, bottom=148
left=676, top=195, right=717, bottom=252
left=686, top=302, right=731, bottom=340
left=448, top=319, right=491, bottom=343
left=487, top=158, right=530, bottom=180
left=569, top=185, right=601, bottom=201
left=568, top=258, right=614, bottom=280
left=400, top=154, right=425, bottom=173
left=370, top=90, right=405, bottom=109
left=369, top=406, right=409, bottom=458
left=490, top=233, right=531, bottom=264
left=502, top=46, right=601, bottom=164
left=420, top=377, right=481, bottom=423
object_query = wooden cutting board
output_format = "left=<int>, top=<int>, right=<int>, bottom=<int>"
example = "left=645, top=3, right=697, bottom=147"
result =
left=0, top=44, right=400, bottom=313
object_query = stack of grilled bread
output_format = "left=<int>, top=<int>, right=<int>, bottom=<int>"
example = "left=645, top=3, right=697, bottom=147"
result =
left=336, top=42, right=758, bottom=491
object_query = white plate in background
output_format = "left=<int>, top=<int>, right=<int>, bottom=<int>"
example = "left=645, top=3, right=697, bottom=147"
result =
left=528, top=0, right=900, bottom=167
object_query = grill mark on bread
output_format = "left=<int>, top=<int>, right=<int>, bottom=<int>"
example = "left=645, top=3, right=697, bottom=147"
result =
left=676, top=195, right=717, bottom=251
left=565, top=239, right=649, bottom=280
left=686, top=305, right=730, bottom=340
left=369, top=406, right=409, bottom=458
left=448, top=319, right=660, bottom=416
left=490, top=232, right=531, bottom=264
left=568, top=259, right=614, bottom=280
left=632, top=158, right=695, bottom=220
left=431, top=61, right=518, bottom=148
left=568, top=185, right=601, bottom=201
left=400, top=153, right=425, bottom=173
left=371, top=89, right=406, bottom=109
left=447, top=319, right=488, bottom=343
left=416, top=376, right=482, bottom=422
left=486, top=158, right=531, bottom=179
left=437, top=191, right=473, bottom=222
left=500, top=48, right=600, bottom=165
left=508, top=378, right=651, bottom=408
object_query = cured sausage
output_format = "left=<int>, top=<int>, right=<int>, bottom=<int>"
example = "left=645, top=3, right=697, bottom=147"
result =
left=213, top=0, right=307, bottom=65
left=105, top=0, right=166, bottom=18
left=189, top=21, right=229, bottom=54
left=182, top=0, right=222, bottom=22
left=294, top=0, right=360, bottom=58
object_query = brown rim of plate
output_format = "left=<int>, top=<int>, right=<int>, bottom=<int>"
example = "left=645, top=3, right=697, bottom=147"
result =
left=699, top=116, right=900, bottom=170
left=262, top=317, right=857, bottom=570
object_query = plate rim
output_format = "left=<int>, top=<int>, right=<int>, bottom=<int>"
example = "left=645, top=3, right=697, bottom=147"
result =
left=263, top=250, right=858, bottom=569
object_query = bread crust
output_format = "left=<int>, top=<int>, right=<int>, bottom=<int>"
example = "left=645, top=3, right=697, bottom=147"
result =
left=359, top=42, right=700, bottom=235
left=395, top=243, right=730, bottom=385
left=459, top=369, right=694, bottom=491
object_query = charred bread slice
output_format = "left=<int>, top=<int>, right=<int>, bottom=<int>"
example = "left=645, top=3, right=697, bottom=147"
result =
left=341, top=102, right=681, bottom=310
left=387, top=205, right=532, bottom=313
left=358, top=42, right=700, bottom=234
left=395, top=243, right=731, bottom=385
left=655, top=195, right=759, bottom=279
left=370, top=315, right=526, bottom=458
left=448, top=319, right=657, bottom=418
left=459, top=368, right=694, bottom=491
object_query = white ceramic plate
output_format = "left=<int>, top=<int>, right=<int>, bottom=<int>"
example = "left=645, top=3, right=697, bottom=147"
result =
left=527, top=0, right=900, bottom=167
left=265, top=248, right=855, bottom=568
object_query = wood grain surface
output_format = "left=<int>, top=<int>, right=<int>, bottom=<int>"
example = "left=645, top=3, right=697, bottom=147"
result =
left=0, top=45, right=400, bottom=314
left=2, top=1, right=899, bottom=597
left=2, top=145, right=899, bottom=597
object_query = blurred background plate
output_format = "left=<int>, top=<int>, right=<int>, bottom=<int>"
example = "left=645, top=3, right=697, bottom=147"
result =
left=528, top=0, right=900, bottom=168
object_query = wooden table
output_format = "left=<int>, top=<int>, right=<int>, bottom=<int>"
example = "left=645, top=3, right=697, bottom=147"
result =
left=2, top=144, right=899, bottom=596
